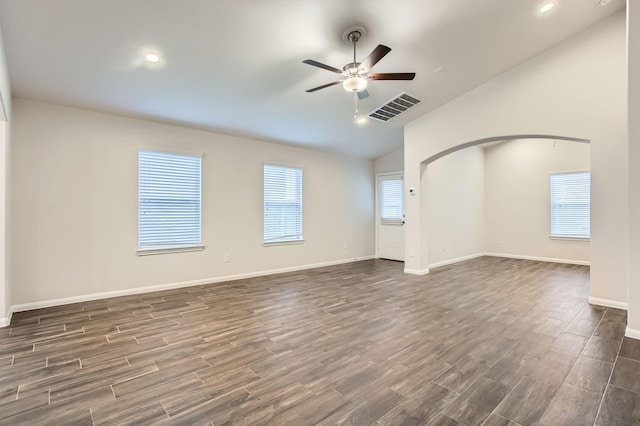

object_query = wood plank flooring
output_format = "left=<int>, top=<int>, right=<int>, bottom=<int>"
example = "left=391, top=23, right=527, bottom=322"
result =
left=0, top=256, right=636, bottom=425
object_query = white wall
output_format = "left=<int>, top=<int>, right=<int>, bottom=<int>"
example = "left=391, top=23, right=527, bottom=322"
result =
left=484, top=139, right=590, bottom=264
left=374, top=148, right=403, bottom=174
left=0, top=120, right=8, bottom=324
left=10, top=99, right=374, bottom=307
left=628, top=1, right=640, bottom=336
left=0, top=23, right=11, bottom=325
left=405, top=12, right=627, bottom=305
left=425, top=146, right=484, bottom=267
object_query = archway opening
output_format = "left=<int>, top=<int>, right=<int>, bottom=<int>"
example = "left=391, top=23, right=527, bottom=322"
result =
left=416, top=134, right=591, bottom=271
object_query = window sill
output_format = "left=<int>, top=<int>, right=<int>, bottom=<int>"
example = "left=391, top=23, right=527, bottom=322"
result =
left=549, top=236, right=590, bottom=242
left=136, top=245, right=205, bottom=256
left=262, top=240, right=305, bottom=247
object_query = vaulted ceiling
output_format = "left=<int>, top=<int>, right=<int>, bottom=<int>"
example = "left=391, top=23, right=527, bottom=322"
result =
left=0, top=0, right=625, bottom=158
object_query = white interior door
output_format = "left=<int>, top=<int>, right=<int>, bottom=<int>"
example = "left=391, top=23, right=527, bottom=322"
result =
left=377, top=173, right=405, bottom=261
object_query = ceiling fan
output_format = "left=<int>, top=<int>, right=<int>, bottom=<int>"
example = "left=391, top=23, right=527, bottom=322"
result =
left=303, top=27, right=416, bottom=100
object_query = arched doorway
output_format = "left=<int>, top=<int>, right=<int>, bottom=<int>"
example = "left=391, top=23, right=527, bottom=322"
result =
left=412, top=135, right=590, bottom=273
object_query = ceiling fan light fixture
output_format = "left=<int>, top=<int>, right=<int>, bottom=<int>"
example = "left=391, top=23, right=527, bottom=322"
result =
left=343, top=75, right=368, bottom=92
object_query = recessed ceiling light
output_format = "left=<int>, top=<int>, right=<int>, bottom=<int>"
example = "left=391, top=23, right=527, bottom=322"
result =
left=540, top=2, right=555, bottom=13
left=598, top=0, right=610, bottom=5
left=144, top=52, right=160, bottom=63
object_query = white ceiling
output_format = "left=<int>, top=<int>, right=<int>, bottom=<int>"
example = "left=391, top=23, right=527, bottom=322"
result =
left=0, top=0, right=624, bottom=159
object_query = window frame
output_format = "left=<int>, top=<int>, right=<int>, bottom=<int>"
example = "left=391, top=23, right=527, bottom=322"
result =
left=137, top=149, right=204, bottom=256
left=549, top=170, right=591, bottom=241
left=262, top=163, right=304, bottom=246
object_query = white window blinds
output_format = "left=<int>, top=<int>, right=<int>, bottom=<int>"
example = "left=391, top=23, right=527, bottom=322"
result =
left=138, top=150, right=202, bottom=251
left=264, top=164, right=303, bottom=243
left=550, top=171, right=590, bottom=239
left=379, top=175, right=404, bottom=225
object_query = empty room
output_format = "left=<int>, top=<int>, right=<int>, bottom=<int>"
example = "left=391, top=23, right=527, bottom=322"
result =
left=0, top=1, right=639, bottom=425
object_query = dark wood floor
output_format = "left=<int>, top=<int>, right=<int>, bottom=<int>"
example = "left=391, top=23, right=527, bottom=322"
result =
left=0, top=256, right=637, bottom=425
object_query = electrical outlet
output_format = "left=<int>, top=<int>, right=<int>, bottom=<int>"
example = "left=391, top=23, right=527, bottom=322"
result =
left=343, top=242, right=348, bottom=249
left=224, top=254, right=231, bottom=263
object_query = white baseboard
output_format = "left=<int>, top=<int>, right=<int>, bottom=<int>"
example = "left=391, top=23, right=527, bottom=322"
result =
left=484, top=252, right=590, bottom=266
left=588, top=297, right=628, bottom=311
left=0, top=307, right=13, bottom=327
left=626, top=327, right=640, bottom=340
left=403, top=251, right=586, bottom=274
left=11, top=255, right=376, bottom=313
left=428, top=253, right=485, bottom=269
left=404, top=267, right=430, bottom=275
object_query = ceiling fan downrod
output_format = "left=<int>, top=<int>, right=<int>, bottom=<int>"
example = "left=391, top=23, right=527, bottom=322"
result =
left=348, top=30, right=361, bottom=73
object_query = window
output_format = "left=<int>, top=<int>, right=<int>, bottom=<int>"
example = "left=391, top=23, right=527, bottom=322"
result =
left=138, top=150, right=202, bottom=254
left=550, top=171, right=590, bottom=239
left=264, top=164, right=303, bottom=244
left=379, top=174, right=404, bottom=225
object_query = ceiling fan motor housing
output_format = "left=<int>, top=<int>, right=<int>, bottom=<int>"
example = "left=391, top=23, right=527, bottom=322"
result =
left=343, top=62, right=364, bottom=74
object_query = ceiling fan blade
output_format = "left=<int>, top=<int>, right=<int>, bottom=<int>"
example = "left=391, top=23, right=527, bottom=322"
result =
left=369, top=72, right=416, bottom=80
left=305, top=81, right=342, bottom=92
left=302, top=59, right=343, bottom=74
left=361, top=45, right=391, bottom=71
left=357, top=90, right=369, bottom=100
